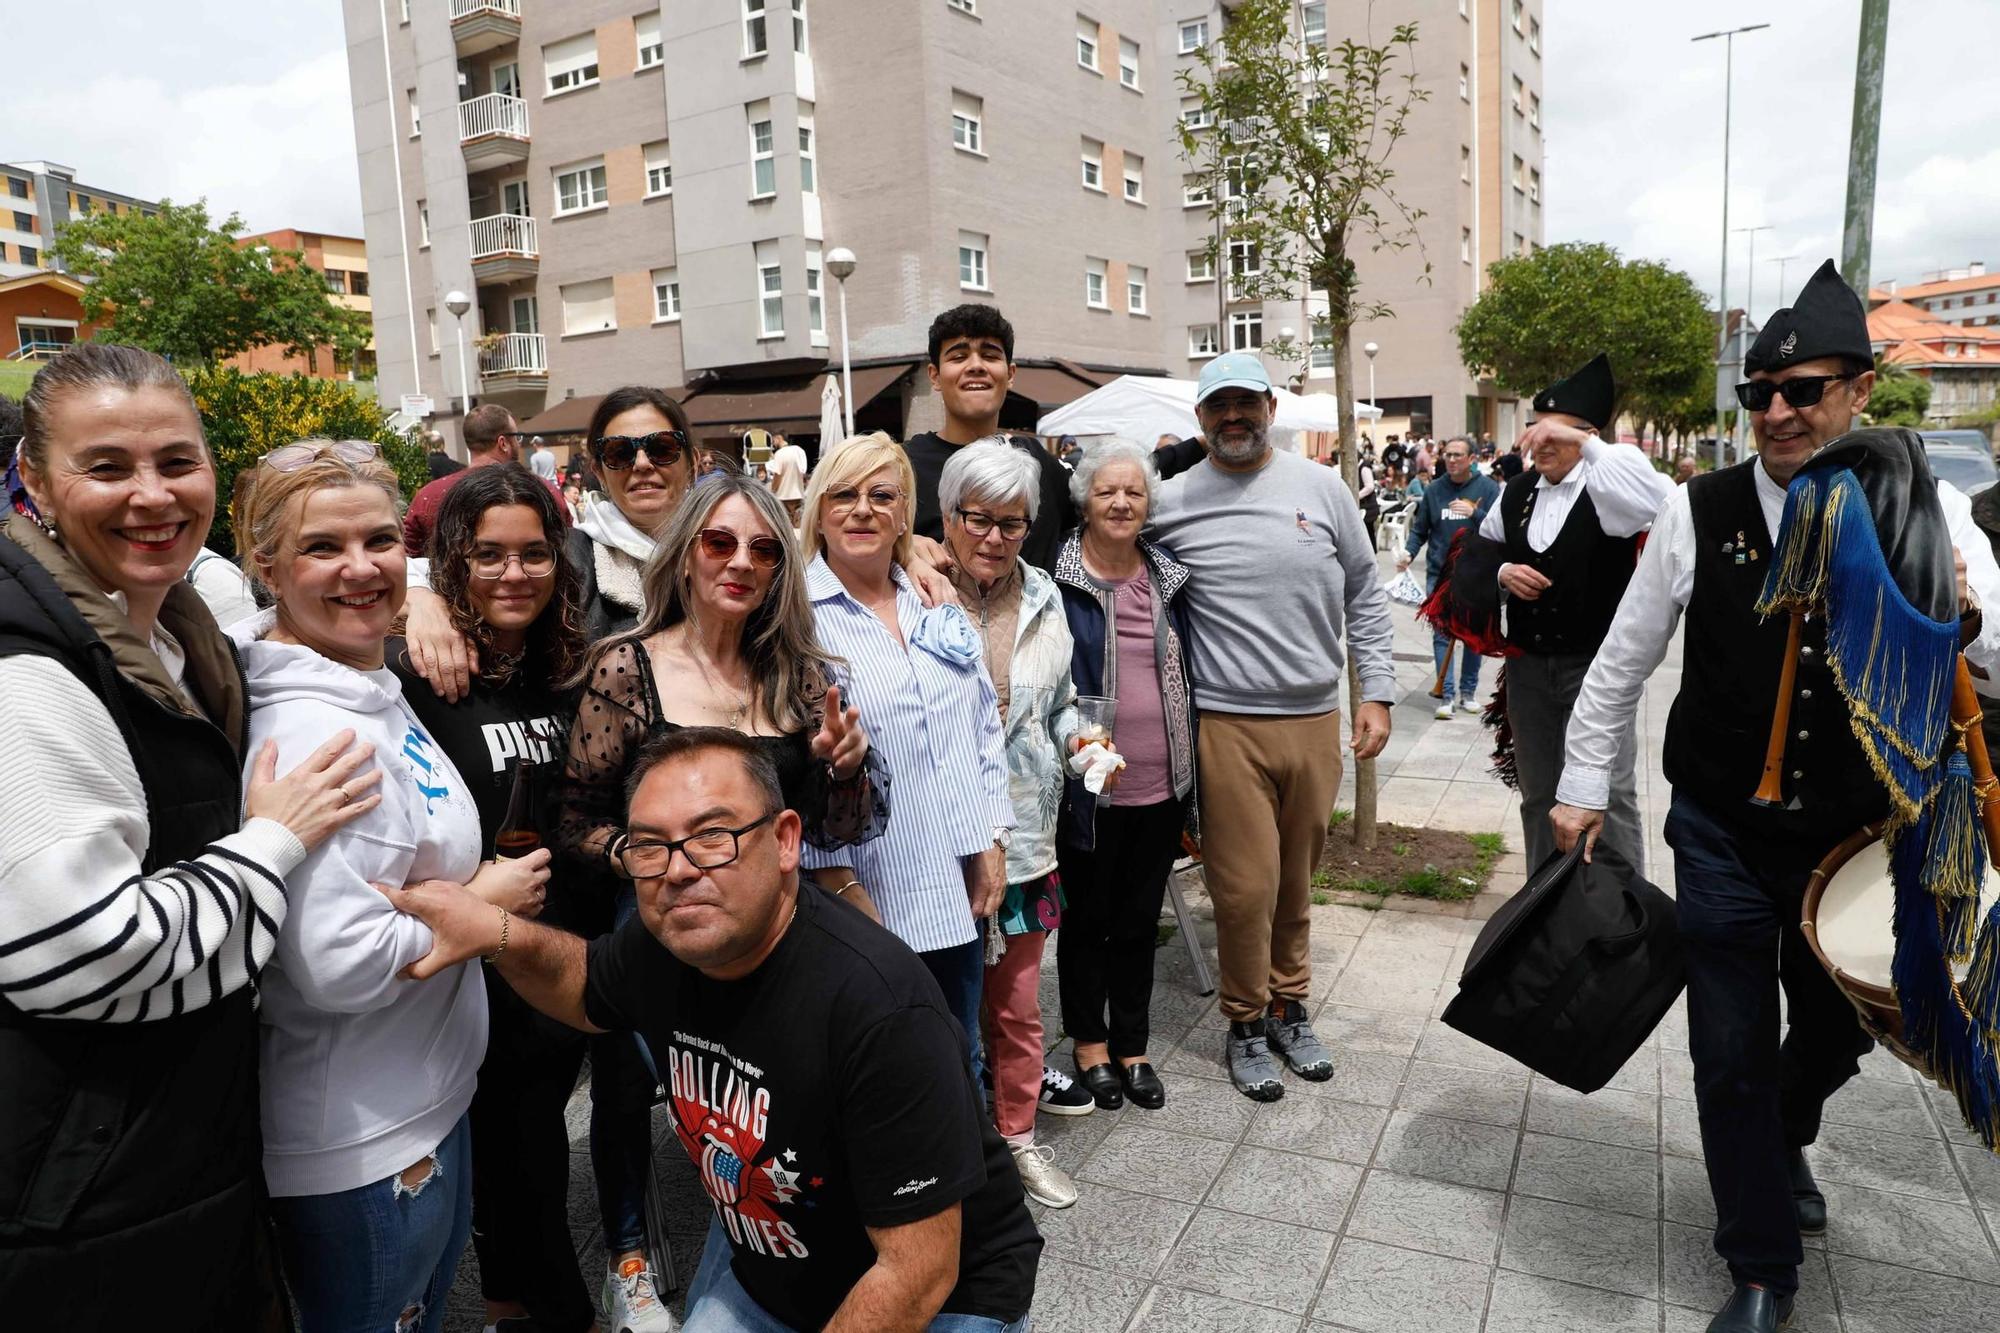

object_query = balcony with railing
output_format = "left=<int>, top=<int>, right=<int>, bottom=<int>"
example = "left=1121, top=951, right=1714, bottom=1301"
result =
left=459, top=93, right=529, bottom=171
left=450, top=0, right=521, bottom=55
left=468, top=214, right=538, bottom=283
left=479, top=332, right=547, bottom=391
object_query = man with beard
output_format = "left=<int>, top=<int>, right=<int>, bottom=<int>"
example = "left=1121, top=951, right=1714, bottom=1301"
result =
left=1145, top=353, right=1395, bottom=1102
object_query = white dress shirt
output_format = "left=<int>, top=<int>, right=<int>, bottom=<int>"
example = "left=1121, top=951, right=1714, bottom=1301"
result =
left=1558, top=462, right=2000, bottom=810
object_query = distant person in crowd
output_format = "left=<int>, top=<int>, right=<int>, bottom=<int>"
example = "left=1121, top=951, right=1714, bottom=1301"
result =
left=1381, top=436, right=1408, bottom=476
left=1676, top=454, right=1698, bottom=484
left=426, top=429, right=464, bottom=481
left=184, top=540, right=261, bottom=628
left=528, top=435, right=558, bottom=481
left=1146, top=354, right=1395, bottom=1102
left=380, top=727, right=1044, bottom=1333
left=0, top=345, right=380, bottom=1330
left=562, top=477, right=584, bottom=511
left=1059, top=434, right=1084, bottom=467
left=939, top=441, right=1097, bottom=1210
left=798, top=433, right=1012, bottom=1064
left=230, top=437, right=550, bottom=1333
left=1356, top=449, right=1381, bottom=550
left=403, top=405, right=569, bottom=557
left=389, top=466, right=596, bottom=1333
left=1053, top=440, right=1199, bottom=1116
left=1152, top=430, right=1208, bottom=482
left=1398, top=436, right=1500, bottom=718
left=904, top=304, right=1077, bottom=572
left=1414, top=436, right=1434, bottom=479
left=766, top=430, right=811, bottom=526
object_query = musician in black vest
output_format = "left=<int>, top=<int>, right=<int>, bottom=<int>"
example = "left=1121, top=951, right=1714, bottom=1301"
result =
left=1551, top=261, right=1994, bottom=1333
left=1472, top=354, right=1672, bottom=879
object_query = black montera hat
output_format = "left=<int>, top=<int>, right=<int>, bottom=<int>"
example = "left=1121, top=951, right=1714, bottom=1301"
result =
left=1744, top=259, right=1873, bottom=375
left=1531, top=353, right=1615, bottom=432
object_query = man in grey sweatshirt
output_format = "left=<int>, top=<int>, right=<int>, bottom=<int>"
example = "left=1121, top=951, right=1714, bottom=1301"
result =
left=1148, top=353, right=1396, bottom=1102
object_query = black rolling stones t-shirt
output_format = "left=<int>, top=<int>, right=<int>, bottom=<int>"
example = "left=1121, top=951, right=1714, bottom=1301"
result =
left=583, top=886, right=1041, bottom=1330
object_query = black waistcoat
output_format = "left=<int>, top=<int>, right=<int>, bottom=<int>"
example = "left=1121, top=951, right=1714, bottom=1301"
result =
left=1498, top=471, right=1642, bottom=656
left=1660, top=462, right=1888, bottom=835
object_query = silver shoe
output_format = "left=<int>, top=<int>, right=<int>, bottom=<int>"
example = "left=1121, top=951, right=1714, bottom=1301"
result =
left=1010, top=1142, right=1079, bottom=1208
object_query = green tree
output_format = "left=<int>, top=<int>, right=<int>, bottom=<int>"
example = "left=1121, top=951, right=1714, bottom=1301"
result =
left=1178, top=0, right=1430, bottom=851
left=48, top=199, right=370, bottom=369
left=1455, top=242, right=1714, bottom=437
left=1865, top=361, right=1931, bottom=427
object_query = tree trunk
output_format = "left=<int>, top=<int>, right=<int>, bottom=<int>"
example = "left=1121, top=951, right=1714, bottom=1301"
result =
left=1327, top=285, right=1378, bottom=852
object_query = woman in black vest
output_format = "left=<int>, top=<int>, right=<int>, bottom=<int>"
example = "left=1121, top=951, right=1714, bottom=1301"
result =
left=0, top=343, right=380, bottom=1328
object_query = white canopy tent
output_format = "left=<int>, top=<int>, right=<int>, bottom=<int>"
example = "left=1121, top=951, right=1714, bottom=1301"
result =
left=1036, top=374, right=1381, bottom=450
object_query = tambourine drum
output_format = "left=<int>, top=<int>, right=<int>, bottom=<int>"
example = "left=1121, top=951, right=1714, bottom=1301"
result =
left=1802, top=824, right=2000, bottom=1078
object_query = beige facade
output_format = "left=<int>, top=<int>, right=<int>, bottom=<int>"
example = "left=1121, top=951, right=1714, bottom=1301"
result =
left=342, top=0, right=1545, bottom=446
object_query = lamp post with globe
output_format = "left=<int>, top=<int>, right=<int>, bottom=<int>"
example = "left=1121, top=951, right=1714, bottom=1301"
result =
left=826, top=247, right=858, bottom=436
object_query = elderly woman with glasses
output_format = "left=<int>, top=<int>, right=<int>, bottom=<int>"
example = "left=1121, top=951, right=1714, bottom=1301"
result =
left=937, top=439, right=1097, bottom=1210
left=797, top=433, right=1012, bottom=1070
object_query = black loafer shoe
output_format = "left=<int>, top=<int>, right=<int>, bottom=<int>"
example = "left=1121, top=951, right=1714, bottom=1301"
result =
left=1075, top=1061, right=1124, bottom=1110
left=1706, top=1283, right=1794, bottom=1332
left=1119, top=1060, right=1166, bottom=1109
left=1789, top=1149, right=1826, bottom=1236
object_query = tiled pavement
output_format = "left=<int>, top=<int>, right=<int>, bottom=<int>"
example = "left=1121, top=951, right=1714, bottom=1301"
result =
left=444, top=556, right=2000, bottom=1330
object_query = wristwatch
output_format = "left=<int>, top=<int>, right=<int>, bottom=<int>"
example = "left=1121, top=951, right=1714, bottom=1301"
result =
left=991, top=826, right=1012, bottom=851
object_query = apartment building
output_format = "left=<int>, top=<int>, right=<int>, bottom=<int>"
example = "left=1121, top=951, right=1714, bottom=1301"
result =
left=229, top=228, right=379, bottom=378
left=0, top=161, right=159, bottom=280
left=1872, top=263, right=2000, bottom=330
left=342, top=0, right=1543, bottom=447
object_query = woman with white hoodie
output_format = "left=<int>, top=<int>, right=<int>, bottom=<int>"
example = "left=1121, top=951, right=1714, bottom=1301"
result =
left=228, top=438, right=551, bottom=1333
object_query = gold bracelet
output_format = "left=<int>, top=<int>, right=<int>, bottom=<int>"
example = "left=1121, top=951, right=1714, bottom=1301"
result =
left=834, top=880, right=862, bottom=899
left=483, top=907, right=510, bottom=963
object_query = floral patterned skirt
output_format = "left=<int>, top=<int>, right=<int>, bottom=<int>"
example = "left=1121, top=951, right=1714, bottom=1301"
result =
left=997, top=870, right=1064, bottom=936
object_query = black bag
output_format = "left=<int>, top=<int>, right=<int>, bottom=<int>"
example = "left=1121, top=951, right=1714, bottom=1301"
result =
left=1441, top=844, right=1686, bottom=1093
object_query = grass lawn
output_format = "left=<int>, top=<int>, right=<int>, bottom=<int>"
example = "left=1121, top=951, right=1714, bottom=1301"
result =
left=0, top=362, right=35, bottom=400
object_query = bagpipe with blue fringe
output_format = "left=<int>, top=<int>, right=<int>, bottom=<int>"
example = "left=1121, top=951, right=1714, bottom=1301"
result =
left=1756, top=427, right=2000, bottom=1151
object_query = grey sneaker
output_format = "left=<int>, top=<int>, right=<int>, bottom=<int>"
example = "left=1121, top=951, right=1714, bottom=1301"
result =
left=1226, top=1021, right=1286, bottom=1101
left=1010, top=1142, right=1080, bottom=1208
left=1266, top=999, right=1335, bottom=1081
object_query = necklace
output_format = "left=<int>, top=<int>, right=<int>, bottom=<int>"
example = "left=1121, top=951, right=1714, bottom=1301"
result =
left=681, top=624, right=753, bottom=730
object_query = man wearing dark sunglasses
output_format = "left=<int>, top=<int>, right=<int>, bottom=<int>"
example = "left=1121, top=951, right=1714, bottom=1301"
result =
left=403, top=404, right=571, bottom=557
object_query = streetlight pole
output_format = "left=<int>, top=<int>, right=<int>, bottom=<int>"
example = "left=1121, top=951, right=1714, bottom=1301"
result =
left=1363, top=341, right=1379, bottom=414
left=1731, top=225, right=1772, bottom=457
left=444, top=289, right=472, bottom=449
left=1693, top=22, right=1769, bottom=470
left=1767, top=253, right=1798, bottom=304
left=825, top=247, right=857, bottom=437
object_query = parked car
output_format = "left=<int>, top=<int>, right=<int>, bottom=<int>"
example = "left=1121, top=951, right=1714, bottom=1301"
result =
left=1920, top=430, right=1999, bottom=497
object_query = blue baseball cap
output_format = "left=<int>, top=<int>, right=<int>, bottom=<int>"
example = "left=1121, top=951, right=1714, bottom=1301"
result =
left=1195, top=351, right=1273, bottom=405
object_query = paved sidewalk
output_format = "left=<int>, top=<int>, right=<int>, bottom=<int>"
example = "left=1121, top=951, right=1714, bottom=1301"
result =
left=444, top=556, right=2000, bottom=1332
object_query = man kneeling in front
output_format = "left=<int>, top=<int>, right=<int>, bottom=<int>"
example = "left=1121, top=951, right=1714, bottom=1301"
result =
left=385, top=727, right=1042, bottom=1332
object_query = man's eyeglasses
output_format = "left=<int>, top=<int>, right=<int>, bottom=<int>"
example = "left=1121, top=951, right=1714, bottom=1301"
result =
left=262, top=439, right=379, bottom=473
left=826, top=485, right=904, bottom=514
left=697, top=528, right=785, bottom=569
left=470, top=548, right=556, bottom=579
left=618, top=810, right=778, bottom=877
left=1734, top=373, right=1860, bottom=413
left=954, top=507, right=1030, bottom=541
left=592, top=431, right=686, bottom=472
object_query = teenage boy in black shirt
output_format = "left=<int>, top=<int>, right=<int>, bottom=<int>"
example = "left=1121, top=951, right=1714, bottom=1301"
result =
left=904, top=304, right=1077, bottom=573
left=382, top=727, right=1041, bottom=1332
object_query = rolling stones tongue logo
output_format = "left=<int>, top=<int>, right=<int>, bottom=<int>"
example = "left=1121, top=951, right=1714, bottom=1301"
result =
left=668, top=1044, right=813, bottom=1258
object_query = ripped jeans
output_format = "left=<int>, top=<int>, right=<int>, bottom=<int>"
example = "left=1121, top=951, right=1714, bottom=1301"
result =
left=269, top=1113, right=474, bottom=1333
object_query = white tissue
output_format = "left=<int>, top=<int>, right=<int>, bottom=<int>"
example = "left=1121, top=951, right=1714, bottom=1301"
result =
left=1067, top=740, right=1127, bottom=795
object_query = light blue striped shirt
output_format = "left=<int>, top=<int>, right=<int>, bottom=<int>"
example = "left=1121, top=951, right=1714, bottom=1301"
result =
left=801, top=556, right=1013, bottom=953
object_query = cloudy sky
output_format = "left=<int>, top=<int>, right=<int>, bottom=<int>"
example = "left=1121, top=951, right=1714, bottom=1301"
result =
left=7, top=1, right=1993, bottom=319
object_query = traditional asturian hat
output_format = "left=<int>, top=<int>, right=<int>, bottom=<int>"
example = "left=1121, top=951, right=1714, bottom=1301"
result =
left=1530, top=353, right=1615, bottom=432
left=1744, top=258, right=1872, bottom=375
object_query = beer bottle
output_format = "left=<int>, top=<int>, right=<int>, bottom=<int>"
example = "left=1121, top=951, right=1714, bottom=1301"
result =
left=494, top=760, right=542, bottom=860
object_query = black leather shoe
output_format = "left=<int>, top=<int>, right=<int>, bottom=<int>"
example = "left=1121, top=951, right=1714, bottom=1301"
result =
left=1706, top=1283, right=1794, bottom=1332
left=1789, top=1149, right=1826, bottom=1236
left=1075, top=1061, right=1124, bottom=1110
left=1119, top=1060, right=1166, bottom=1109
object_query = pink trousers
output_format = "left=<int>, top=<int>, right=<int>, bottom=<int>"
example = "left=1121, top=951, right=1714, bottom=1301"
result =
left=981, top=930, right=1049, bottom=1142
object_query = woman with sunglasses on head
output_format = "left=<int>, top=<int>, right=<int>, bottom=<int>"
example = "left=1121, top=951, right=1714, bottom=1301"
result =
left=556, top=472, right=882, bottom=1326
left=0, top=346, right=381, bottom=1330
left=228, top=437, right=551, bottom=1333
left=386, top=466, right=601, bottom=1333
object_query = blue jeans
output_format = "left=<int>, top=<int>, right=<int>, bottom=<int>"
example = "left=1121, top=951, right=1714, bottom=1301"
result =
left=683, top=1217, right=1031, bottom=1332
left=591, top=885, right=659, bottom=1255
left=1426, top=574, right=1482, bottom=701
left=920, top=937, right=987, bottom=1085
left=268, top=1113, right=474, bottom=1333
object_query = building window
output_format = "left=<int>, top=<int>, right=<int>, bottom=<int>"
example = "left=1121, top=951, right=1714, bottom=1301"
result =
left=757, top=242, right=784, bottom=337
left=1302, top=3, right=1326, bottom=48
left=1081, top=140, right=1104, bottom=191
left=652, top=267, right=681, bottom=321
left=1183, top=175, right=1213, bottom=207
left=949, top=0, right=977, bottom=13
left=749, top=109, right=776, bottom=197
left=1179, top=18, right=1208, bottom=53
left=1512, top=155, right=1525, bottom=191
left=1228, top=239, right=1261, bottom=282
left=1085, top=257, right=1108, bottom=309
left=1229, top=310, right=1262, bottom=350
left=1076, top=15, right=1098, bottom=71
left=645, top=141, right=673, bottom=196
left=952, top=91, right=984, bottom=154
left=408, top=88, right=421, bottom=137
left=744, top=0, right=768, bottom=56
left=798, top=110, right=817, bottom=194
left=1458, top=64, right=1469, bottom=101
left=1127, top=265, right=1148, bottom=315
left=6, top=178, right=26, bottom=199
left=17, top=245, right=37, bottom=268
left=1530, top=16, right=1541, bottom=53
left=1512, top=0, right=1524, bottom=34
left=418, top=202, right=430, bottom=246
left=1512, top=76, right=1524, bottom=114
left=1189, top=323, right=1219, bottom=357
left=544, top=33, right=601, bottom=95
left=1529, top=167, right=1541, bottom=203
left=1181, top=97, right=1212, bottom=130
left=1122, top=155, right=1144, bottom=203
left=959, top=230, right=989, bottom=290
left=793, top=0, right=808, bottom=52
left=1187, top=250, right=1215, bottom=282
left=1461, top=227, right=1472, bottom=263
left=1460, top=0, right=1469, bottom=16
left=807, top=246, right=826, bottom=340
left=554, top=159, right=609, bottom=214
left=636, top=12, right=663, bottom=68
left=325, top=269, right=348, bottom=294
left=1119, top=36, right=1141, bottom=89
left=562, top=277, right=617, bottom=335
left=351, top=270, right=370, bottom=296
left=1529, top=91, right=1541, bottom=129
left=1460, top=145, right=1471, bottom=182
left=1311, top=317, right=1335, bottom=372
left=428, top=308, right=438, bottom=355
left=13, top=210, right=33, bottom=232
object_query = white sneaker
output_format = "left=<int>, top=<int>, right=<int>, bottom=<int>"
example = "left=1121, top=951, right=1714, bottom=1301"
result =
left=1459, top=697, right=1482, bottom=715
left=602, top=1256, right=677, bottom=1332
left=1434, top=700, right=1455, bottom=720
left=1010, top=1141, right=1080, bottom=1208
